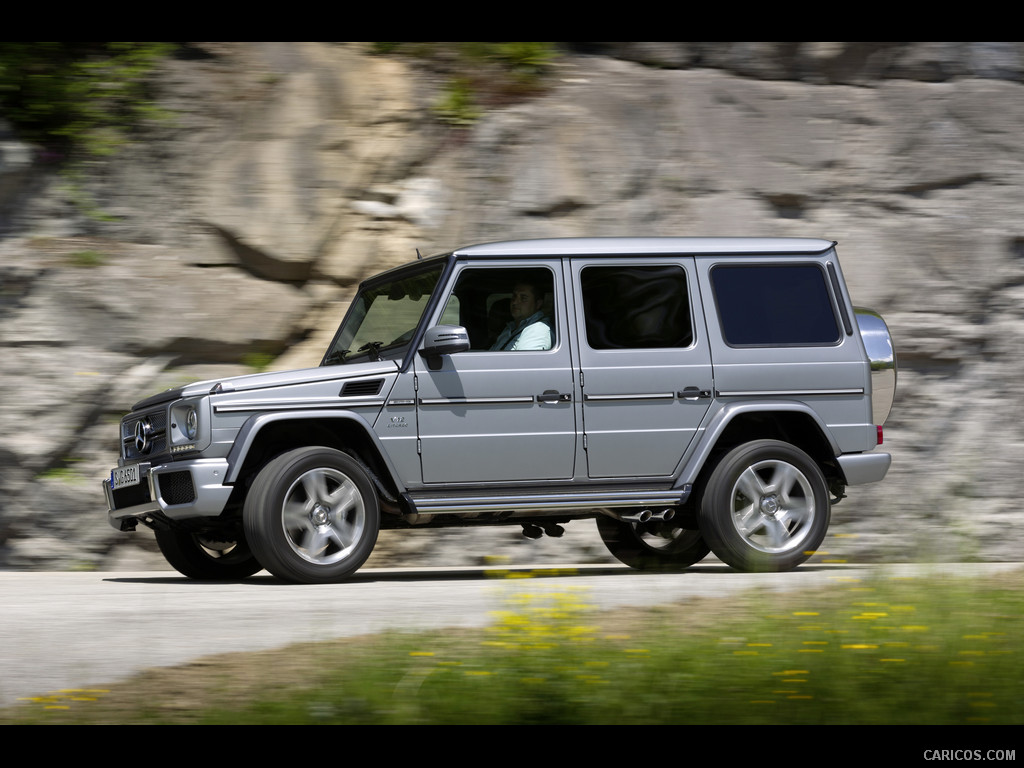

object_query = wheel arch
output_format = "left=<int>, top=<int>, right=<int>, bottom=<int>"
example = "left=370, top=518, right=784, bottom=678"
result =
left=680, top=402, right=842, bottom=491
left=224, top=411, right=404, bottom=505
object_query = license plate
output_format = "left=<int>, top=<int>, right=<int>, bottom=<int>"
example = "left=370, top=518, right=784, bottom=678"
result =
left=110, top=464, right=141, bottom=490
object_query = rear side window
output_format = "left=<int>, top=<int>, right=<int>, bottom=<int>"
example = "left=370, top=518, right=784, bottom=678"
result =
left=711, top=264, right=840, bottom=346
left=580, top=265, right=693, bottom=349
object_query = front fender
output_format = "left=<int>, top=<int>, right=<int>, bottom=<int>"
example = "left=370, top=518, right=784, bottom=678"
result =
left=223, top=409, right=407, bottom=493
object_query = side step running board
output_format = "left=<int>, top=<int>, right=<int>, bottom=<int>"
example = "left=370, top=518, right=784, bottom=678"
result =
left=403, top=485, right=692, bottom=516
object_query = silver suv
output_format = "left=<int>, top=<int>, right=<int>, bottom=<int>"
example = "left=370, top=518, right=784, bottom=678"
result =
left=105, top=238, right=896, bottom=583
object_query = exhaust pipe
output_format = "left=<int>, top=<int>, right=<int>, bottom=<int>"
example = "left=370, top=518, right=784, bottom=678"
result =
left=618, top=509, right=652, bottom=523
left=616, top=508, right=675, bottom=523
left=521, top=524, right=543, bottom=539
left=522, top=523, right=566, bottom=539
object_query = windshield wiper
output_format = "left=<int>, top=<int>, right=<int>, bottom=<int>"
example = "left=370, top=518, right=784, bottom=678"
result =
left=357, top=341, right=383, bottom=362
left=323, top=348, right=350, bottom=366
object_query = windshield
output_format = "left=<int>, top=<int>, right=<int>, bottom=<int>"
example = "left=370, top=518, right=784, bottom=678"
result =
left=322, top=262, right=445, bottom=365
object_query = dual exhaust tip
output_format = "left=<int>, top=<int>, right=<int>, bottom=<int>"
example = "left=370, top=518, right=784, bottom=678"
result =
left=522, top=523, right=565, bottom=539
left=616, top=508, right=675, bottom=524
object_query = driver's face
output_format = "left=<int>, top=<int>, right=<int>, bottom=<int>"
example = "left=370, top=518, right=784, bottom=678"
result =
left=509, top=283, right=542, bottom=323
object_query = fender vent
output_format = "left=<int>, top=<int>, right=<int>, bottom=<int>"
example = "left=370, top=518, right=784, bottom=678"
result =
left=341, top=379, right=384, bottom=397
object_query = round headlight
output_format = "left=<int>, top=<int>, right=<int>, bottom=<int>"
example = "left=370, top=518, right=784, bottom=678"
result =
left=184, top=406, right=199, bottom=440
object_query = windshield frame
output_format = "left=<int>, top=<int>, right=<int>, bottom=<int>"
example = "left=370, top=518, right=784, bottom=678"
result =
left=320, top=254, right=452, bottom=370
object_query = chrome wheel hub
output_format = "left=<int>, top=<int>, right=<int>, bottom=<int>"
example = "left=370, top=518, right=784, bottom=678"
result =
left=759, top=494, right=780, bottom=516
left=310, top=503, right=330, bottom=526
left=730, top=459, right=816, bottom=554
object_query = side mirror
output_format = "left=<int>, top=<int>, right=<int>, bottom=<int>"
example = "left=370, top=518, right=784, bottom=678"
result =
left=419, top=325, right=470, bottom=369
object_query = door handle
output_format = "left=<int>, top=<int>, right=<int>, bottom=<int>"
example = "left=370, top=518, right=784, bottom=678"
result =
left=538, top=390, right=572, bottom=403
left=679, top=387, right=711, bottom=400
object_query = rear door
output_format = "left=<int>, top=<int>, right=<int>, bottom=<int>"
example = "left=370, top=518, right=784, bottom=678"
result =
left=571, top=258, right=714, bottom=479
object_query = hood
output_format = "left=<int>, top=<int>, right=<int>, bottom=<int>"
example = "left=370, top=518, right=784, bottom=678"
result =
left=131, top=360, right=400, bottom=411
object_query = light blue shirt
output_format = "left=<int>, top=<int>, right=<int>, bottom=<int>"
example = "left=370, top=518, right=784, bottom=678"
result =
left=491, top=311, right=553, bottom=351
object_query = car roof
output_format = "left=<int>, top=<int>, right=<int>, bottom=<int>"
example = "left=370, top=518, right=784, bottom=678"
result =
left=365, top=237, right=839, bottom=286
left=451, top=237, right=837, bottom=258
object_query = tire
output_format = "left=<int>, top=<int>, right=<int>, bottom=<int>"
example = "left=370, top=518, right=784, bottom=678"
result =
left=596, top=513, right=710, bottom=571
left=243, top=447, right=380, bottom=584
left=698, top=440, right=829, bottom=572
left=154, top=528, right=263, bottom=580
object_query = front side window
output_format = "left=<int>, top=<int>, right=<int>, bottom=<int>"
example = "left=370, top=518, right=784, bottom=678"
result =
left=711, top=263, right=840, bottom=346
left=580, top=265, right=693, bottom=349
left=443, top=266, right=555, bottom=351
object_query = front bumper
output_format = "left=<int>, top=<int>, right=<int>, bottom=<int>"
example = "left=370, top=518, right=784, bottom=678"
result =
left=105, top=458, right=234, bottom=530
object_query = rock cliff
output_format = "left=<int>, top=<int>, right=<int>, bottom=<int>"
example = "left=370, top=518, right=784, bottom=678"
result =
left=2, top=42, right=1023, bottom=569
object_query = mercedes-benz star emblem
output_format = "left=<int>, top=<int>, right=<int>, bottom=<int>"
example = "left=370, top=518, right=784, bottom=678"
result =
left=134, top=418, right=153, bottom=454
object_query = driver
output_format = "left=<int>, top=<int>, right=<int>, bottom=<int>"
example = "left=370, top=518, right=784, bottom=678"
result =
left=491, top=280, right=553, bottom=351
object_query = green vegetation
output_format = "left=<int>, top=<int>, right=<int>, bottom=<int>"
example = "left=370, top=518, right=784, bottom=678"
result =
left=0, top=42, right=174, bottom=160
left=454, top=42, right=557, bottom=79
left=372, top=42, right=559, bottom=125
left=0, top=42, right=553, bottom=145
left=36, top=456, right=89, bottom=483
left=241, top=351, right=277, bottom=372
left=66, top=250, right=108, bottom=267
left=35, top=467, right=80, bottom=482
left=4, top=568, right=1020, bottom=725
left=434, top=78, right=481, bottom=127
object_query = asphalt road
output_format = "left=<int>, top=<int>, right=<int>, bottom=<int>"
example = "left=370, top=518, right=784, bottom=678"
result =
left=1, top=561, right=1020, bottom=707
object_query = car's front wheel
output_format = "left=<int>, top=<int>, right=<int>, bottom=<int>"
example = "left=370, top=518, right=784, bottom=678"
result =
left=243, top=447, right=380, bottom=583
left=698, top=440, right=829, bottom=572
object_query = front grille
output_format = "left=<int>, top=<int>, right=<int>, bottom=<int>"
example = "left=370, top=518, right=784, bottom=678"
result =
left=158, top=471, right=196, bottom=505
left=121, top=407, right=168, bottom=460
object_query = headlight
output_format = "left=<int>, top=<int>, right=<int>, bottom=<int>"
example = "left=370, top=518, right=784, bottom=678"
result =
left=184, top=406, right=199, bottom=440
left=169, top=399, right=205, bottom=453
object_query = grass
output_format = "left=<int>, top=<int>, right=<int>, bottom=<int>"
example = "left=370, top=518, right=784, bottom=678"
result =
left=3, top=568, right=1021, bottom=724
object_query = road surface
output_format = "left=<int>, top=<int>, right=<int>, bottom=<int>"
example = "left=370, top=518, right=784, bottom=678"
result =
left=1, top=561, right=1019, bottom=706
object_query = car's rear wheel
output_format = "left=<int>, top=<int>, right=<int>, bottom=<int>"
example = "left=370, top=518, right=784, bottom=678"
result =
left=596, top=513, right=710, bottom=571
left=243, top=447, right=380, bottom=583
left=154, top=528, right=263, bottom=580
left=698, top=440, right=829, bottom=572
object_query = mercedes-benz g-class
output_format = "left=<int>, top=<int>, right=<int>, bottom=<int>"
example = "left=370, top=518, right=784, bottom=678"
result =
left=105, top=237, right=896, bottom=582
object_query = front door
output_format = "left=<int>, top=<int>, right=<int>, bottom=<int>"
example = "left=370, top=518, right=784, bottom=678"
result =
left=416, top=261, right=577, bottom=484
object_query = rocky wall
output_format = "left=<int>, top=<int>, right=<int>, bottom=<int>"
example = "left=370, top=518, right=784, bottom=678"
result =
left=2, top=42, right=1022, bottom=569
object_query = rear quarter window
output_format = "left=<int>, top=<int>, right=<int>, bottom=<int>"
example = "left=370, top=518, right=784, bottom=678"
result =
left=711, top=263, right=840, bottom=346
